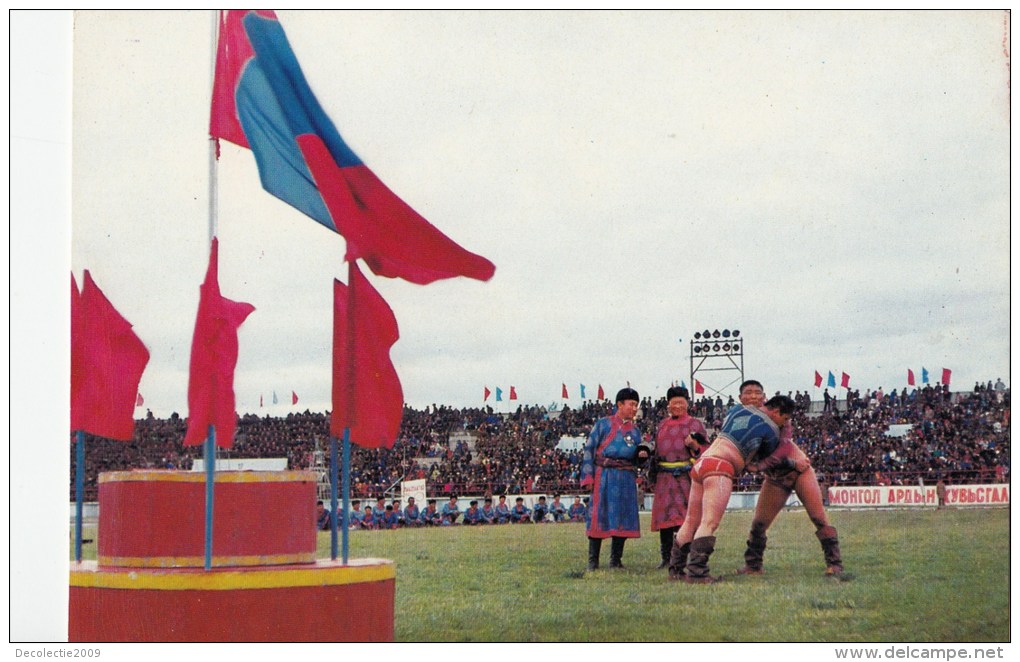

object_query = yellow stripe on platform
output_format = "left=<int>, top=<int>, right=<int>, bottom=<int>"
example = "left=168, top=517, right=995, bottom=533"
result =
left=70, top=559, right=395, bottom=591
left=99, top=470, right=319, bottom=484
left=98, top=552, right=316, bottom=568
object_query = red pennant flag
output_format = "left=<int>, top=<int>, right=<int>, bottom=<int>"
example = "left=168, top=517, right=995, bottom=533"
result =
left=841, top=372, right=851, bottom=388
left=907, top=369, right=915, bottom=386
left=597, top=384, right=605, bottom=400
left=509, top=386, right=518, bottom=400
left=135, top=392, right=144, bottom=407
left=71, top=271, right=150, bottom=440
left=484, top=386, right=491, bottom=401
left=694, top=380, right=705, bottom=395
left=331, top=263, right=403, bottom=448
left=292, top=390, right=299, bottom=405
left=941, top=368, right=952, bottom=386
left=184, top=239, right=255, bottom=447
left=562, top=383, right=569, bottom=399
left=814, top=371, right=823, bottom=388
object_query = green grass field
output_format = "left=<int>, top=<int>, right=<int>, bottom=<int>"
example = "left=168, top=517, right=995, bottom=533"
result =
left=73, top=507, right=1009, bottom=642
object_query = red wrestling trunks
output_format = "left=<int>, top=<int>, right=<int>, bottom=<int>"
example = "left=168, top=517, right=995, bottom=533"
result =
left=691, top=456, right=736, bottom=482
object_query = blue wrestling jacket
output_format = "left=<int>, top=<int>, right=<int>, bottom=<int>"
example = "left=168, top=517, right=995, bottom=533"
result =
left=718, top=405, right=782, bottom=463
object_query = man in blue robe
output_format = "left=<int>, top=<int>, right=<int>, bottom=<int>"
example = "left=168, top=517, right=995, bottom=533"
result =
left=509, top=497, right=531, bottom=523
left=549, top=495, right=568, bottom=522
left=403, top=496, right=422, bottom=527
left=463, top=500, right=483, bottom=525
left=580, top=388, right=649, bottom=570
left=531, top=495, right=550, bottom=523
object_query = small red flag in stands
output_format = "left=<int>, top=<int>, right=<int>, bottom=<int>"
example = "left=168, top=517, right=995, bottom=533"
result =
left=597, top=384, right=605, bottom=400
left=941, top=368, right=952, bottom=386
left=135, top=392, right=144, bottom=407
left=71, top=271, right=150, bottom=441
left=562, top=383, right=568, bottom=399
left=331, top=263, right=403, bottom=448
left=694, top=380, right=705, bottom=395
left=907, top=369, right=915, bottom=386
left=509, top=386, right=518, bottom=400
left=841, top=372, right=851, bottom=388
left=484, top=386, right=491, bottom=401
left=184, top=238, right=255, bottom=448
left=292, top=390, right=299, bottom=405
left=814, top=371, right=823, bottom=388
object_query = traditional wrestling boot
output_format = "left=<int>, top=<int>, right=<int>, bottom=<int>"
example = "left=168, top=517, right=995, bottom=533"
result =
left=684, top=536, right=722, bottom=584
left=816, top=525, right=844, bottom=575
left=667, top=540, right=690, bottom=581
left=736, top=522, right=768, bottom=575
left=657, top=529, right=674, bottom=569
left=587, top=537, right=602, bottom=571
left=609, top=536, right=626, bottom=569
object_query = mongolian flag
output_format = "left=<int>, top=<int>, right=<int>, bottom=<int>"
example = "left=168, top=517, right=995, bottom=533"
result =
left=331, top=263, right=402, bottom=448
left=597, top=384, right=605, bottom=400
left=184, top=238, right=255, bottom=448
left=907, top=369, right=916, bottom=386
left=841, top=372, right=851, bottom=388
left=509, top=386, right=517, bottom=400
left=71, top=271, right=150, bottom=441
left=941, top=368, right=952, bottom=386
left=814, top=371, right=823, bottom=388
left=209, top=10, right=494, bottom=285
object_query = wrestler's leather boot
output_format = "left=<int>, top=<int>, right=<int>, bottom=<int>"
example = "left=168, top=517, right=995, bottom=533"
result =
left=667, top=540, right=690, bottom=581
left=816, top=525, right=843, bottom=575
left=737, top=521, right=768, bottom=575
left=587, top=537, right=602, bottom=571
left=684, top=536, right=722, bottom=584
left=609, top=536, right=626, bottom=568
left=657, top=529, right=674, bottom=569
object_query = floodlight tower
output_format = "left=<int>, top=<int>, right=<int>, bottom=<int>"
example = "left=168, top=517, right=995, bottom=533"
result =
left=690, top=328, right=745, bottom=399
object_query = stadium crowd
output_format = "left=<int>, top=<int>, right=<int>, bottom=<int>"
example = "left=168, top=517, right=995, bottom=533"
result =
left=71, top=381, right=1010, bottom=502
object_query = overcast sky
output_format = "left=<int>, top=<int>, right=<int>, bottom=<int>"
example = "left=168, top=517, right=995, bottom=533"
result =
left=7, top=8, right=1014, bottom=645
left=64, top=10, right=1017, bottom=419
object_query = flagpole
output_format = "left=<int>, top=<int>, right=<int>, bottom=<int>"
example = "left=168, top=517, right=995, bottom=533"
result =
left=204, top=425, right=215, bottom=570
left=203, top=10, right=221, bottom=574
left=330, top=433, right=339, bottom=560
left=342, top=427, right=351, bottom=564
left=74, top=430, right=85, bottom=562
left=341, top=260, right=358, bottom=565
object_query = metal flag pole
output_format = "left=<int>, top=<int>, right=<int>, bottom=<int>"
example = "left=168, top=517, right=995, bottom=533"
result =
left=74, top=430, right=85, bottom=562
left=330, top=431, right=339, bottom=560
left=203, top=10, right=221, bottom=572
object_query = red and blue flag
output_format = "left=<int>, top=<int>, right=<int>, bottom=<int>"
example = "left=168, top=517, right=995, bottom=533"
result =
left=210, top=10, right=495, bottom=285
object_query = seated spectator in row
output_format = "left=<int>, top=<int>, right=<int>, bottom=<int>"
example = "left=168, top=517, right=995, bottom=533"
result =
left=568, top=496, right=587, bottom=522
left=316, top=500, right=331, bottom=530
left=495, top=495, right=512, bottom=524
left=441, top=496, right=461, bottom=525
left=532, top=495, right=549, bottom=523
left=350, top=500, right=365, bottom=529
left=403, top=496, right=422, bottom=527
left=463, top=500, right=483, bottom=525
left=361, top=503, right=378, bottom=530
left=392, top=499, right=405, bottom=527
left=421, top=499, right=442, bottom=526
left=510, top=497, right=532, bottom=523
left=549, top=494, right=568, bottom=522
left=372, top=497, right=387, bottom=521
left=480, top=497, right=496, bottom=524
left=381, top=504, right=400, bottom=529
